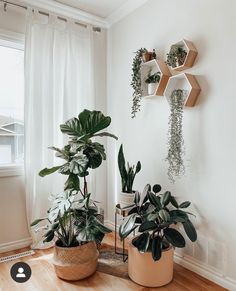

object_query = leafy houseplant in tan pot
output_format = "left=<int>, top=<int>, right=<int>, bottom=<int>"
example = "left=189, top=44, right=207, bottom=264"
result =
left=118, top=144, right=141, bottom=209
left=119, top=184, right=197, bottom=287
left=31, top=110, right=117, bottom=281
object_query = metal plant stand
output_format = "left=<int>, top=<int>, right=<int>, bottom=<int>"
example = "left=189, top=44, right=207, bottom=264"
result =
left=114, top=204, right=132, bottom=262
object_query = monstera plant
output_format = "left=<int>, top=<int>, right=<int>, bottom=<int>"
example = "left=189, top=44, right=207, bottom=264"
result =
left=31, top=109, right=117, bottom=281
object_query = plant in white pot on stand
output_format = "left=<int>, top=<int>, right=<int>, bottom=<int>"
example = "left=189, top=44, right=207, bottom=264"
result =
left=119, top=183, right=197, bottom=287
left=31, top=109, right=117, bottom=281
left=145, top=72, right=160, bottom=95
left=118, top=144, right=141, bottom=208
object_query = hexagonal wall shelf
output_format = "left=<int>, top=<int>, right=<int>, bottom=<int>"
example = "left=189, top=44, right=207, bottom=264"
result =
left=164, top=73, right=201, bottom=107
left=141, top=59, right=171, bottom=97
left=167, top=39, right=198, bottom=72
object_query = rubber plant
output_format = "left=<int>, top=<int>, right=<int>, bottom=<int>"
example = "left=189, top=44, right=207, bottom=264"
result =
left=119, top=183, right=197, bottom=261
left=131, top=48, right=147, bottom=118
left=118, top=144, right=141, bottom=193
left=31, top=109, right=118, bottom=247
left=166, top=89, right=185, bottom=183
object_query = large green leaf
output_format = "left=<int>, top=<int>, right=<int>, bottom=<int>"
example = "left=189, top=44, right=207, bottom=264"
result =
left=64, top=174, right=80, bottom=190
left=133, top=233, right=150, bottom=253
left=170, top=196, right=179, bottom=208
left=39, top=166, right=61, bottom=177
left=161, top=191, right=171, bottom=206
left=60, top=110, right=113, bottom=139
left=159, top=209, right=170, bottom=222
left=182, top=220, right=197, bottom=242
left=148, top=192, right=162, bottom=210
left=119, top=213, right=138, bottom=240
left=78, top=110, right=111, bottom=136
left=60, top=117, right=82, bottom=136
left=30, top=218, right=46, bottom=227
left=164, top=228, right=185, bottom=248
left=152, top=236, right=162, bottom=261
left=179, top=201, right=191, bottom=208
left=139, top=221, right=157, bottom=232
left=93, top=132, right=118, bottom=140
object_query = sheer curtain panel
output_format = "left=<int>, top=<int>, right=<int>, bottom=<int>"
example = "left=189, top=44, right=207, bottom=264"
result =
left=24, top=11, right=95, bottom=248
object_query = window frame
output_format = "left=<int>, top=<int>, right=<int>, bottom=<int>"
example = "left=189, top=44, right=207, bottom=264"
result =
left=0, top=29, right=24, bottom=177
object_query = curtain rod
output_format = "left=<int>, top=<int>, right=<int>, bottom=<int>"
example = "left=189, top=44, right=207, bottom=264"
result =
left=0, top=0, right=101, bottom=32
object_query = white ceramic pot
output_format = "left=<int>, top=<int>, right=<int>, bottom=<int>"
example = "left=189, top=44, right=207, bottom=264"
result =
left=119, top=191, right=136, bottom=209
left=148, top=83, right=156, bottom=95
left=128, top=239, right=174, bottom=287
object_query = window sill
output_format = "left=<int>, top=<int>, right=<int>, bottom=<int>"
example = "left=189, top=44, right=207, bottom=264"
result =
left=0, top=165, right=24, bottom=177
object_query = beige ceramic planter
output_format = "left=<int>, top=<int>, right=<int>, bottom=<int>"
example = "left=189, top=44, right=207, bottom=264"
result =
left=52, top=241, right=99, bottom=281
left=119, top=191, right=135, bottom=208
left=128, top=240, right=174, bottom=287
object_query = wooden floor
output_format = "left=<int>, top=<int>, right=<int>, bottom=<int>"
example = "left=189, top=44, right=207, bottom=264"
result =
left=0, top=233, right=226, bottom=291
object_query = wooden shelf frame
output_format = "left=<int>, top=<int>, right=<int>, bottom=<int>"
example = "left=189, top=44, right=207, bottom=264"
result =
left=141, top=59, right=171, bottom=98
left=164, top=73, right=201, bottom=107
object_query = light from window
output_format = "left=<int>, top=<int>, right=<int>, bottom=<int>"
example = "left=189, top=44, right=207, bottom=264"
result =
left=0, top=44, right=24, bottom=166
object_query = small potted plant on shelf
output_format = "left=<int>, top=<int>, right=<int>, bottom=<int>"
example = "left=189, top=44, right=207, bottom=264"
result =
left=118, top=144, right=141, bottom=208
left=31, top=109, right=117, bottom=281
left=166, top=45, right=187, bottom=68
left=145, top=72, right=161, bottom=95
left=119, top=183, right=197, bottom=287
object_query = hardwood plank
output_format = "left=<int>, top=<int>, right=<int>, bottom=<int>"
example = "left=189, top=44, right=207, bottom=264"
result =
left=0, top=233, right=227, bottom=291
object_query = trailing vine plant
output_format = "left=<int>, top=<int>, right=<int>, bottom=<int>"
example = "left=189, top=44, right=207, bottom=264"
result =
left=166, top=89, right=186, bottom=182
left=131, top=48, right=147, bottom=118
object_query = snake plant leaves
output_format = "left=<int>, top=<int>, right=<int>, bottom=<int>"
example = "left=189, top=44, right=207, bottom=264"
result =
left=164, top=228, right=186, bottom=248
left=148, top=192, right=162, bottom=210
left=161, top=191, right=171, bottom=206
left=39, top=166, right=62, bottom=177
left=179, top=201, right=191, bottom=208
left=135, top=161, right=141, bottom=174
left=152, top=236, right=162, bottom=261
left=119, top=213, right=138, bottom=240
left=139, top=221, right=157, bottom=232
left=182, top=219, right=197, bottom=242
left=152, top=184, right=161, bottom=194
left=133, top=233, right=150, bottom=253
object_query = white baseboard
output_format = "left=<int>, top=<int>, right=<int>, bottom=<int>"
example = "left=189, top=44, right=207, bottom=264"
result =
left=0, top=237, right=32, bottom=254
left=104, top=220, right=236, bottom=290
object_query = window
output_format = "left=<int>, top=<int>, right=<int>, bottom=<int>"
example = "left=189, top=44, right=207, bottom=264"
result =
left=0, top=39, right=24, bottom=170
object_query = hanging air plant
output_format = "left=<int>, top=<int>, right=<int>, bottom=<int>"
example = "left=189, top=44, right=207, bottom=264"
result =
left=131, top=48, right=147, bottom=118
left=166, top=89, right=186, bottom=182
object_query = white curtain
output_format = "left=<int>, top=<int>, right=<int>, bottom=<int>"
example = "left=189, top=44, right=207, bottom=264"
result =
left=24, top=11, right=95, bottom=248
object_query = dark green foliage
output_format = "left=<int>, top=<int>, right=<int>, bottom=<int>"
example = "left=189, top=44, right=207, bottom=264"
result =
left=31, top=110, right=117, bottom=247
left=118, top=144, right=141, bottom=193
left=119, top=183, right=197, bottom=261
left=166, top=45, right=187, bottom=68
left=131, top=48, right=147, bottom=118
left=145, top=72, right=161, bottom=84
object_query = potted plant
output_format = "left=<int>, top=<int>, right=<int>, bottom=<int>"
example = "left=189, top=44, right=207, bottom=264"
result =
left=166, top=45, right=187, bottom=68
left=119, top=183, right=197, bottom=287
left=131, top=48, right=147, bottom=118
left=31, top=109, right=117, bottom=281
left=166, top=89, right=185, bottom=182
left=145, top=72, right=161, bottom=95
left=118, top=144, right=141, bottom=208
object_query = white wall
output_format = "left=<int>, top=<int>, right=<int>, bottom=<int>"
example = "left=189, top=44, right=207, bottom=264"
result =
left=107, top=0, right=236, bottom=288
left=0, top=4, right=108, bottom=251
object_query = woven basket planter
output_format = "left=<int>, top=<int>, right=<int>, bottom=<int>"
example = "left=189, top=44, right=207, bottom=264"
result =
left=52, top=241, right=99, bottom=281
